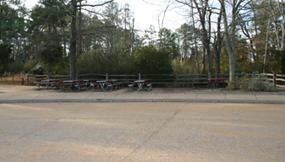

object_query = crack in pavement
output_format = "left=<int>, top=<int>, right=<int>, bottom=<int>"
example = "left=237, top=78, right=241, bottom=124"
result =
left=121, top=109, right=181, bottom=162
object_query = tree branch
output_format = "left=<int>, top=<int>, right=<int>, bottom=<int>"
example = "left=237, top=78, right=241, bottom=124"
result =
left=79, top=0, right=113, bottom=8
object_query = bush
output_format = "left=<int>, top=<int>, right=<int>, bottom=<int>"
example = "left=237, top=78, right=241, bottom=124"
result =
left=247, top=77, right=276, bottom=92
left=227, top=76, right=276, bottom=92
left=0, top=44, right=12, bottom=74
left=40, top=44, right=63, bottom=65
left=172, top=60, right=199, bottom=74
left=134, top=46, right=173, bottom=74
left=30, top=63, right=46, bottom=75
left=7, top=61, right=24, bottom=74
left=23, top=60, right=37, bottom=73
left=78, top=49, right=135, bottom=74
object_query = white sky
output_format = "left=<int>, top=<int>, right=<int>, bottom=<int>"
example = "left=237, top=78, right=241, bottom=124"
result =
left=23, top=0, right=187, bottom=31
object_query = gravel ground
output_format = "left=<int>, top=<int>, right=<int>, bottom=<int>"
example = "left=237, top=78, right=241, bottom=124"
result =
left=0, top=103, right=285, bottom=162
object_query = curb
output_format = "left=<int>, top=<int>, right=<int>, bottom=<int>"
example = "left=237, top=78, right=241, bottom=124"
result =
left=1, top=98, right=285, bottom=104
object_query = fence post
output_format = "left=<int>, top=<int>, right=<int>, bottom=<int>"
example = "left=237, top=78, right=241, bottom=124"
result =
left=105, top=73, right=109, bottom=80
left=138, top=73, right=141, bottom=80
left=27, top=74, right=30, bottom=85
left=273, top=72, right=277, bottom=87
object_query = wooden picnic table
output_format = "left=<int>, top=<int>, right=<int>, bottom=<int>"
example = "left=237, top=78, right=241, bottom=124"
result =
left=208, top=78, right=227, bottom=87
left=130, top=80, right=152, bottom=91
left=61, top=80, right=96, bottom=91
left=96, top=79, right=118, bottom=91
left=39, top=79, right=61, bottom=88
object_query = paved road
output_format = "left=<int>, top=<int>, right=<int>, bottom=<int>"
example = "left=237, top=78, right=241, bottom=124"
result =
left=0, top=103, right=284, bottom=162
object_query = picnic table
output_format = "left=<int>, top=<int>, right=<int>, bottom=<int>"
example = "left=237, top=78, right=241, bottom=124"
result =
left=208, top=78, right=227, bottom=88
left=96, top=79, right=119, bottom=91
left=129, top=80, right=152, bottom=91
left=39, top=79, right=61, bottom=89
left=61, top=80, right=94, bottom=91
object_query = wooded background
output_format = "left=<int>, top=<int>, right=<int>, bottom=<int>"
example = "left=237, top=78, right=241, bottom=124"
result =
left=1, top=0, right=285, bottom=85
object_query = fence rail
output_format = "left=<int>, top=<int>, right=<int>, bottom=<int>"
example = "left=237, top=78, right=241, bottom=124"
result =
left=25, top=73, right=228, bottom=88
left=2, top=72, right=283, bottom=89
left=0, top=74, right=24, bottom=84
left=261, top=73, right=285, bottom=88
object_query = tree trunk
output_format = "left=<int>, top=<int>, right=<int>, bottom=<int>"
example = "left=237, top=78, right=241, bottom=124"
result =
left=263, top=19, right=270, bottom=72
left=214, top=10, right=223, bottom=77
left=70, top=0, right=77, bottom=79
left=220, top=0, right=236, bottom=84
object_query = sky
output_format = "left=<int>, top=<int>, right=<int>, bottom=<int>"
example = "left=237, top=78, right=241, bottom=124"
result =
left=23, top=0, right=187, bottom=31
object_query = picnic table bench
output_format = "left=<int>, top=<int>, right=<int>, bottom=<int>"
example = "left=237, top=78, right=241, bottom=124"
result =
left=39, top=79, right=61, bottom=89
left=96, top=79, right=122, bottom=91
left=61, top=80, right=96, bottom=91
left=208, top=78, right=227, bottom=88
left=128, top=80, right=152, bottom=91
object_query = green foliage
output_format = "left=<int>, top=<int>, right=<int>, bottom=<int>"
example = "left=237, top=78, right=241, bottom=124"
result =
left=172, top=60, right=199, bottom=74
left=267, top=49, right=285, bottom=73
left=134, top=46, right=173, bottom=74
left=50, top=58, right=69, bottom=74
left=38, top=44, right=69, bottom=74
left=40, top=44, right=63, bottom=65
left=0, top=44, right=12, bottom=74
left=23, top=60, right=37, bottom=73
left=30, top=63, right=46, bottom=75
left=158, top=28, right=179, bottom=59
left=78, top=49, right=135, bottom=74
left=0, top=1, right=27, bottom=43
left=7, top=61, right=24, bottom=74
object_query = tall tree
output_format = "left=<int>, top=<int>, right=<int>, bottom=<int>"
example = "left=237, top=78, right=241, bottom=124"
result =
left=218, top=0, right=250, bottom=84
left=158, top=28, right=179, bottom=59
left=176, top=0, right=213, bottom=79
left=69, top=0, right=113, bottom=79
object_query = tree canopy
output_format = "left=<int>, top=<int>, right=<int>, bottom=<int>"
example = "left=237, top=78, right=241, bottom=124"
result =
left=1, top=0, right=285, bottom=80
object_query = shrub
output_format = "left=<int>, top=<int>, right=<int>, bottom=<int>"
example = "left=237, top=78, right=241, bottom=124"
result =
left=0, top=44, right=12, bottom=74
left=227, top=76, right=276, bottom=92
left=172, top=60, right=199, bottom=74
left=23, top=60, right=37, bottom=73
left=134, top=46, right=173, bottom=74
left=7, top=61, right=24, bottom=74
left=30, top=63, right=46, bottom=75
left=247, top=77, right=276, bottom=92
left=40, top=44, right=63, bottom=65
left=78, top=49, right=135, bottom=74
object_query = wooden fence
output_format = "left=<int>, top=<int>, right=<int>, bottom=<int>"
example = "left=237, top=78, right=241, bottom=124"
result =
left=0, top=74, right=24, bottom=85
left=260, top=73, right=285, bottom=88
left=14, top=72, right=285, bottom=89
left=25, top=73, right=228, bottom=88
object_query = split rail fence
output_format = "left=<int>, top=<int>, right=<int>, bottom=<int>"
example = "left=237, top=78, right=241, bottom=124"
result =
left=23, top=72, right=285, bottom=89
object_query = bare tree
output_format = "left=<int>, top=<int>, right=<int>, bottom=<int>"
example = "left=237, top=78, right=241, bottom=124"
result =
left=176, top=0, right=213, bottom=79
left=213, top=8, right=223, bottom=77
left=218, top=0, right=249, bottom=84
left=70, top=0, right=113, bottom=79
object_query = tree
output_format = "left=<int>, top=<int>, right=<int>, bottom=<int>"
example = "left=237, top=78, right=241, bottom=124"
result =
left=158, top=28, right=179, bottom=59
left=219, top=0, right=250, bottom=84
left=213, top=9, right=223, bottom=77
left=175, top=0, right=213, bottom=79
left=0, top=0, right=27, bottom=60
left=0, top=44, right=12, bottom=74
left=29, top=0, right=69, bottom=60
left=69, top=0, right=113, bottom=80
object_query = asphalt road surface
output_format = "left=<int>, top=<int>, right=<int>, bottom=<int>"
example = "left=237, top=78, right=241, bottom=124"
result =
left=0, top=103, right=284, bottom=162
